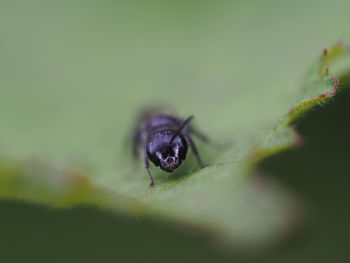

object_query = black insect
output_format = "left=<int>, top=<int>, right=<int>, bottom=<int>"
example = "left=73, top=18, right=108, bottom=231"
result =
left=132, top=110, right=214, bottom=186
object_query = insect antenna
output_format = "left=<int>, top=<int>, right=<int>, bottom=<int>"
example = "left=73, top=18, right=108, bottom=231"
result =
left=170, top=115, right=194, bottom=143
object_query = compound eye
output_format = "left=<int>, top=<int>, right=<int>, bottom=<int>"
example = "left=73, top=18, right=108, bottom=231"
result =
left=173, top=145, right=180, bottom=157
left=156, top=151, right=165, bottom=161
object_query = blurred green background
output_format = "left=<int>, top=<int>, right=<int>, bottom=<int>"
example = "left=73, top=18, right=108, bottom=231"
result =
left=1, top=0, right=350, bottom=262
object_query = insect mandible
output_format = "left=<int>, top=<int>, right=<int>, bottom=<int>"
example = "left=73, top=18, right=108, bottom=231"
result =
left=132, top=110, right=216, bottom=186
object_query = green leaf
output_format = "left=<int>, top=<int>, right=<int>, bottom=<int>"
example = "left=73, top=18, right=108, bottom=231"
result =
left=257, top=82, right=350, bottom=263
left=1, top=0, right=350, bottom=250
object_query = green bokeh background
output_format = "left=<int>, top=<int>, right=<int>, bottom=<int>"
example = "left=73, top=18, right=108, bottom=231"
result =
left=1, top=0, right=350, bottom=262
left=2, top=0, right=349, bottom=166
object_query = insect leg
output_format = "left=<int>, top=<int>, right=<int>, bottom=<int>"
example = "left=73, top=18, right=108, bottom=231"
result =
left=186, top=135, right=205, bottom=169
left=189, top=126, right=229, bottom=151
left=143, top=150, right=155, bottom=186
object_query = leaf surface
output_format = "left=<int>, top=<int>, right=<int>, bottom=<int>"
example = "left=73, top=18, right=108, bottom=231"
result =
left=1, top=0, right=350, bottom=249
